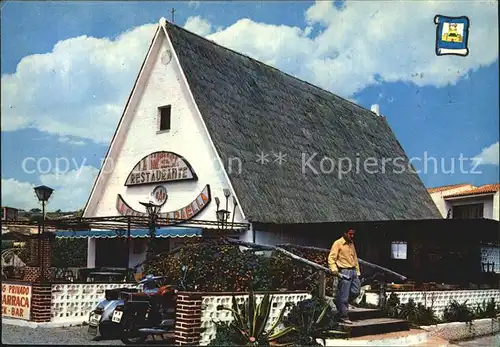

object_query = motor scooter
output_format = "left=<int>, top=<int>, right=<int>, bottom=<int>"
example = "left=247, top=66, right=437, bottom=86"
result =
left=87, top=286, right=139, bottom=339
left=117, top=266, right=188, bottom=345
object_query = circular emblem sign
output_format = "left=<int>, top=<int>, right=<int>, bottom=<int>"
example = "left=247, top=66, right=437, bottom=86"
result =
left=151, top=186, right=168, bottom=205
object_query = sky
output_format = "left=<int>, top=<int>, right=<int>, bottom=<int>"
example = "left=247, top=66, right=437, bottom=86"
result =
left=1, top=0, right=499, bottom=212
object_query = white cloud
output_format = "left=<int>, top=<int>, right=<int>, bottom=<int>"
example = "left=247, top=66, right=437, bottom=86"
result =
left=1, top=23, right=157, bottom=143
left=204, top=1, right=498, bottom=96
left=1, top=166, right=99, bottom=211
left=1, top=178, right=37, bottom=211
left=1, top=2, right=497, bottom=143
left=58, top=136, right=86, bottom=146
left=184, top=16, right=212, bottom=36
left=473, top=142, right=499, bottom=165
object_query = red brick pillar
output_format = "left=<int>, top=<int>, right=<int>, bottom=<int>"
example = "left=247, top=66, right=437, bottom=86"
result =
left=40, top=233, right=55, bottom=280
left=28, top=232, right=39, bottom=266
left=31, top=283, right=52, bottom=322
left=174, top=292, right=203, bottom=345
left=23, top=233, right=55, bottom=282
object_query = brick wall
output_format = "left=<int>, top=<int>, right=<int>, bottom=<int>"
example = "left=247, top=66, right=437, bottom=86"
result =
left=31, top=283, right=52, bottom=322
left=24, top=233, right=55, bottom=281
left=23, top=267, right=54, bottom=282
left=28, top=233, right=39, bottom=266
left=175, top=292, right=203, bottom=345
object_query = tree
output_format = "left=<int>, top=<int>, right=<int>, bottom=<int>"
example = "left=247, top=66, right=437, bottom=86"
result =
left=74, top=209, right=84, bottom=217
left=51, top=238, right=87, bottom=267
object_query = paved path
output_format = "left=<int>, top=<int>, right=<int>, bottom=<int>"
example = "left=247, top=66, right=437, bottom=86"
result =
left=2, top=323, right=498, bottom=346
left=2, top=324, right=121, bottom=345
left=455, top=333, right=499, bottom=347
left=1, top=323, right=173, bottom=345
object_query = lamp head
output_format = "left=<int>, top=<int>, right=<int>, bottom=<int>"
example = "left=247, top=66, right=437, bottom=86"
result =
left=34, top=185, right=54, bottom=202
left=223, top=189, right=231, bottom=198
left=216, top=209, right=230, bottom=223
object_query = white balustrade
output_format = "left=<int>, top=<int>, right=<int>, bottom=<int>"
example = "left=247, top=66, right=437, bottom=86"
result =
left=365, top=289, right=500, bottom=318
left=199, top=292, right=311, bottom=345
left=51, top=283, right=138, bottom=324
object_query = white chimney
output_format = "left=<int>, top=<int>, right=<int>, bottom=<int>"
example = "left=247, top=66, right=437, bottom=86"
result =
left=371, top=104, right=380, bottom=116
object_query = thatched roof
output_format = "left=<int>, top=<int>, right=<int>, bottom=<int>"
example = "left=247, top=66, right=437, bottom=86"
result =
left=165, top=22, right=441, bottom=224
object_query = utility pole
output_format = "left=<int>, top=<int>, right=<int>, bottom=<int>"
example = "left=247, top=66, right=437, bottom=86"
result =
left=171, top=8, right=176, bottom=23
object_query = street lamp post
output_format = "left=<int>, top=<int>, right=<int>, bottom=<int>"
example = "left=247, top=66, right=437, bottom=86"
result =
left=33, top=185, right=54, bottom=280
left=140, top=201, right=162, bottom=264
left=215, top=189, right=238, bottom=230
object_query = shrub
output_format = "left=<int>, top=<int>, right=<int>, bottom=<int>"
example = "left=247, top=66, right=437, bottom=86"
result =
left=279, top=297, right=346, bottom=345
left=51, top=238, right=87, bottom=267
left=384, top=292, right=400, bottom=318
left=12, top=238, right=87, bottom=268
left=442, top=300, right=474, bottom=323
left=278, top=245, right=336, bottom=293
left=144, top=238, right=327, bottom=292
left=382, top=295, right=439, bottom=326
left=474, top=298, right=497, bottom=319
left=410, top=303, right=439, bottom=326
left=145, top=238, right=272, bottom=291
left=207, top=322, right=239, bottom=346
left=17, top=246, right=30, bottom=264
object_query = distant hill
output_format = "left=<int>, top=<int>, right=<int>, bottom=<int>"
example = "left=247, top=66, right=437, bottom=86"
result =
left=9, top=207, right=83, bottom=221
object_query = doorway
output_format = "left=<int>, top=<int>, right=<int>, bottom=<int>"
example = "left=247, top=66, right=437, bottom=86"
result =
left=95, top=238, right=129, bottom=268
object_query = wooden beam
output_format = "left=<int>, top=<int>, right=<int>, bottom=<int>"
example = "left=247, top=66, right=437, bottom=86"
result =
left=278, top=243, right=407, bottom=282
left=318, top=271, right=326, bottom=299
left=226, top=238, right=334, bottom=274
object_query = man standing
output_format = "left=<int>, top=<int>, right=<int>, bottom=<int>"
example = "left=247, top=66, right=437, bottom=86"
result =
left=328, top=229, right=361, bottom=324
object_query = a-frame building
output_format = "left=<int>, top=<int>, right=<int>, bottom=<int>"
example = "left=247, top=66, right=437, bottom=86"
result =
left=72, top=18, right=439, bottom=271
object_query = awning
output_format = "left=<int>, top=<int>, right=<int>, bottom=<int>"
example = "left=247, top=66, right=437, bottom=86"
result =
left=55, top=227, right=202, bottom=239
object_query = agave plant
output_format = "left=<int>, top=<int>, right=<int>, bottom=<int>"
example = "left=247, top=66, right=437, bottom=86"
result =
left=214, top=288, right=296, bottom=346
left=443, top=300, right=474, bottom=323
left=398, top=299, right=418, bottom=321
left=384, top=292, right=400, bottom=318
left=474, top=298, right=497, bottom=319
left=279, top=298, right=347, bottom=346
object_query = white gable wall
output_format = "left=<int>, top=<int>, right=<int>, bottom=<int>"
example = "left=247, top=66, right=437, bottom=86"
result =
left=88, top=28, right=246, bottom=224
left=84, top=24, right=256, bottom=267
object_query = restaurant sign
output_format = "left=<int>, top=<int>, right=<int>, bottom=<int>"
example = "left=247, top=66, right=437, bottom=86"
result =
left=116, top=184, right=211, bottom=224
left=125, top=151, right=198, bottom=186
left=1, top=283, right=31, bottom=320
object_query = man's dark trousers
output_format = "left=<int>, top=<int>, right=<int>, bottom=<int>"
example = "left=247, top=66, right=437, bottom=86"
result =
left=335, top=268, right=361, bottom=319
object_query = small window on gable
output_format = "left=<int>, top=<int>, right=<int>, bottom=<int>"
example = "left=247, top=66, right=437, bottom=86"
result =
left=158, top=105, right=171, bottom=131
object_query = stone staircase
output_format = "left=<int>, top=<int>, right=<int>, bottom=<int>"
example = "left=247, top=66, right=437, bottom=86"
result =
left=339, top=306, right=411, bottom=338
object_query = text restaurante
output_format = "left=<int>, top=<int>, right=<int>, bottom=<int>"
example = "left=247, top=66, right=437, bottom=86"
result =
left=129, top=167, right=188, bottom=184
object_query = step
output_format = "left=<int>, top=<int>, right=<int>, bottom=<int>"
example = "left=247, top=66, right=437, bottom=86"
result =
left=349, top=307, right=384, bottom=321
left=323, top=329, right=430, bottom=346
left=339, top=318, right=410, bottom=338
